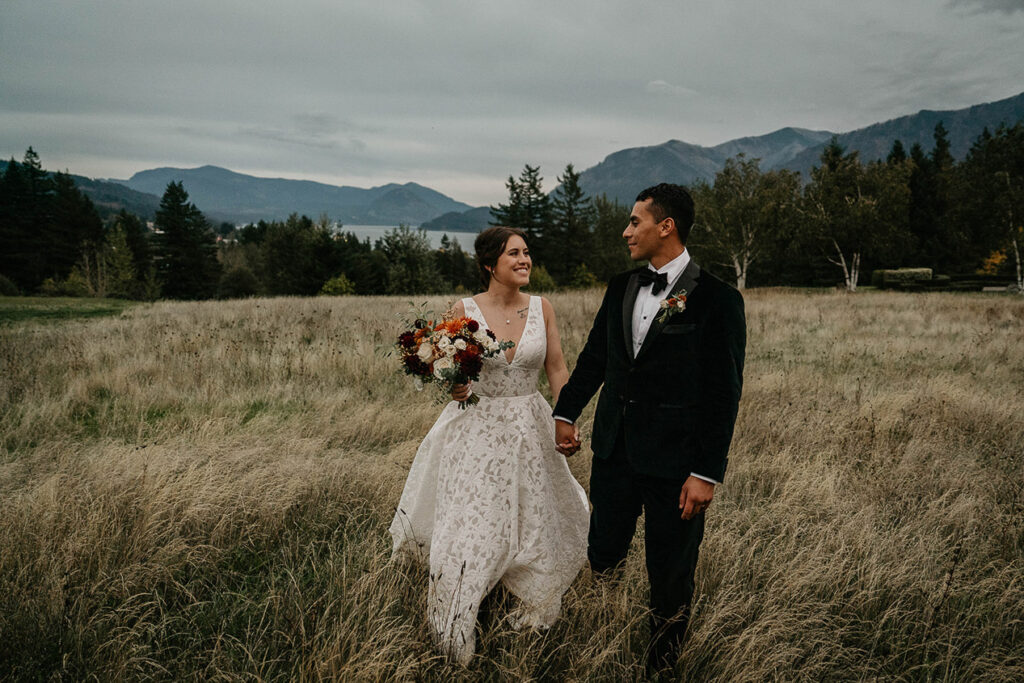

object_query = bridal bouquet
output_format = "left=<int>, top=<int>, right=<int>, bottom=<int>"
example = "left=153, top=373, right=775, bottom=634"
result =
left=396, top=315, right=513, bottom=408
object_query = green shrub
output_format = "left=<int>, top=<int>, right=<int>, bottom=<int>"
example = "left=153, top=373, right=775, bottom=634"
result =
left=319, top=273, right=356, bottom=296
left=525, top=264, right=557, bottom=292
left=218, top=265, right=261, bottom=299
left=38, top=270, right=91, bottom=297
left=568, top=263, right=601, bottom=289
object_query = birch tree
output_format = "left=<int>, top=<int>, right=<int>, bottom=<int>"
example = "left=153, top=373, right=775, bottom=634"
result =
left=803, top=140, right=910, bottom=292
left=691, top=155, right=799, bottom=289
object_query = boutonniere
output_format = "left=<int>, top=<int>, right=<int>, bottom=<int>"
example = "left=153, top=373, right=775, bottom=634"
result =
left=655, top=290, right=687, bottom=324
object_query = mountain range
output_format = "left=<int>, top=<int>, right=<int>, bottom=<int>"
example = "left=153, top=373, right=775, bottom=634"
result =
left=114, top=165, right=473, bottom=226
left=576, top=90, right=1024, bottom=205
left=8, top=90, right=1022, bottom=230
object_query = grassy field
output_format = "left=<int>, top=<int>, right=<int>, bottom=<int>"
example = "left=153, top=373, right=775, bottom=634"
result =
left=1, top=289, right=1022, bottom=681
left=0, top=296, right=138, bottom=326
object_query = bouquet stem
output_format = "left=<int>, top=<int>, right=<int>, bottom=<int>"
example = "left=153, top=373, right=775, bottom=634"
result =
left=458, top=392, right=480, bottom=410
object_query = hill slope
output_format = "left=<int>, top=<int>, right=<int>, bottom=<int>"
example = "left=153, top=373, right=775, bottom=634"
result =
left=116, top=165, right=472, bottom=224
left=577, top=91, right=1024, bottom=203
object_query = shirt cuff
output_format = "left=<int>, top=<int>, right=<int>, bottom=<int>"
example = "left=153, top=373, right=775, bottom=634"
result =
left=554, top=415, right=573, bottom=424
left=690, top=472, right=719, bottom=485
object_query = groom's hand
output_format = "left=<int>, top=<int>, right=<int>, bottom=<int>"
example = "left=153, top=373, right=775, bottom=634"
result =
left=555, top=420, right=580, bottom=456
left=679, top=476, right=714, bottom=520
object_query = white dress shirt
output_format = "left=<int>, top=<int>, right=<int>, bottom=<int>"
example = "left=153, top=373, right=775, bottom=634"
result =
left=631, top=250, right=690, bottom=358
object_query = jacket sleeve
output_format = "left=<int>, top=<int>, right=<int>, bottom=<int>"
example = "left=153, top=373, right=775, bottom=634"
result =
left=692, top=285, right=746, bottom=482
left=552, top=282, right=613, bottom=422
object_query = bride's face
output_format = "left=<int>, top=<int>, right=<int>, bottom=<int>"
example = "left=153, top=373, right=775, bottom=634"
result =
left=492, top=235, right=531, bottom=287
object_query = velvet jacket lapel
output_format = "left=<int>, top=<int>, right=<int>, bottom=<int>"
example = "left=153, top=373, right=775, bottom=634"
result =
left=634, top=260, right=702, bottom=362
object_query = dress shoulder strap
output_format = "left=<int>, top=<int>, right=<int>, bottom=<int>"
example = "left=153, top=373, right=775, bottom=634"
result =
left=529, top=295, right=545, bottom=336
left=462, top=297, right=482, bottom=321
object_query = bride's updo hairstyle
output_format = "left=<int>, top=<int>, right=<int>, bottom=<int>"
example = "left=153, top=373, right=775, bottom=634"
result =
left=474, top=226, right=527, bottom=289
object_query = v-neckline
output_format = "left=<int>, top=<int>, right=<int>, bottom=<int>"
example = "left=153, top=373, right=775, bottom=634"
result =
left=472, top=295, right=531, bottom=365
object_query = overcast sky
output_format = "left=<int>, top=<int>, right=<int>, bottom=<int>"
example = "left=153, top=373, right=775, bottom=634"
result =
left=2, top=0, right=1023, bottom=206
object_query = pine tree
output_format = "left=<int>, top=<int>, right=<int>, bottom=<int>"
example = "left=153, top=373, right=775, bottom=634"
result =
left=887, top=139, right=907, bottom=165
left=587, top=195, right=633, bottom=282
left=490, top=165, right=553, bottom=269
left=104, top=223, right=136, bottom=298
left=153, top=181, right=221, bottom=299
left=50, top=171, right=103, bottom=279
left=550, top=163, right=596, bottom=282
left=113, top=210, right=155, bottom=298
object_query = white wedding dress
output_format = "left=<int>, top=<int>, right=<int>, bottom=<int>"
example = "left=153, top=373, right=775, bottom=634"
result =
left=390, top=295, right=590, bottom=664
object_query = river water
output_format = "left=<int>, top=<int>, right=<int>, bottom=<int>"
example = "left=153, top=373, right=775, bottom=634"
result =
left=339, top=225, right=476, bottom=249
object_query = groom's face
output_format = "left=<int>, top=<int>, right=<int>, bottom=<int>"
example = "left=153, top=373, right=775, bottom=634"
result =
left=624, top=198, right=665, bottom=262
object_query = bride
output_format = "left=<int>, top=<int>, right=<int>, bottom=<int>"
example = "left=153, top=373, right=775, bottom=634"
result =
left=389, top=226, right=590, bottom=664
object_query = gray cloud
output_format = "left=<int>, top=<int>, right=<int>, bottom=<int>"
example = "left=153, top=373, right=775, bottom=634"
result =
left=2, top=0, right=1023, bottom=205
left=948, top=0, right=1024, bottom=13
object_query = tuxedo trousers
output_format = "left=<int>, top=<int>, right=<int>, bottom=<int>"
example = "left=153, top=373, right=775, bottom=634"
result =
left=588, top=433, right=705, bottom=662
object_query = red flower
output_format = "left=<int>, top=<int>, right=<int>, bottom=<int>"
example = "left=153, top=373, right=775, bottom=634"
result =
left=403, top=355, right=430, bottom=376
left=398, top=331, right=416, bottom=348
left=466, top=320, right=479, bottom=333
left=456, top=349, right=483, bottom=377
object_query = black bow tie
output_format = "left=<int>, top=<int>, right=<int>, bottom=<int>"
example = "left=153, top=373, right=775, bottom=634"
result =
left=638, top=269, right=669, bottom=295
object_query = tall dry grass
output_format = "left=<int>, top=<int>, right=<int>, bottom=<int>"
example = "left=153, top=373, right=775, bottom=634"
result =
left=1, top=290, right=1022, bottom=681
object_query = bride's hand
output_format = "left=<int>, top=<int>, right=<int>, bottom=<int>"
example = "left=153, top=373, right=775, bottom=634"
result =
left=451, top=383, right=472, bottom=402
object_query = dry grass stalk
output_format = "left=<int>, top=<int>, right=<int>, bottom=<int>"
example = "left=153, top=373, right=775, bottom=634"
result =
left=1, top=290, right=1022, bottom=680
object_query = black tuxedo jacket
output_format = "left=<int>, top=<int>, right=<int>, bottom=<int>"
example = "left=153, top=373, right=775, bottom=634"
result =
left=553, top=260, right=745, bottom=482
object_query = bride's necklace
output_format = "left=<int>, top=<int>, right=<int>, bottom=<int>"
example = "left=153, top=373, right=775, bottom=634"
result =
left=488, top=296, right=526, bottom=325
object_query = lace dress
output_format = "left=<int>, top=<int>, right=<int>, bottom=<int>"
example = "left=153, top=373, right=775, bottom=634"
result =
left=390, top=295, right=590, bottom=664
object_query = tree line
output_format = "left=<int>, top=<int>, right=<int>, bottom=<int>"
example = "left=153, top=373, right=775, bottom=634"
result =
left=1, top=122, right=1021, bottom=299
left=493, top=123, right=1023, bottom=293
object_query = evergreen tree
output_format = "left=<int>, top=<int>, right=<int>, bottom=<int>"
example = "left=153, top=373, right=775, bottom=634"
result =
left=948, top=123, right=1024, bottom=289
left=434, top=234, right=476, bottom=291
left=490, top=174, right=527, bottom=227
left=587, top=195, right=633, bottom=282
left=259, top=214, right=339, bottom=296
left=0, top=149, right=103, bottom=291
left=376, top=225, right=443, bottom=294
left=153, top=181, right=221, bottom=299
left=550, top=163, right=596, bottom=283
left=490, top=165, right=553, bottom=269
left=2, top=149, right=54, bottom=289
left=103, top=223, right=137, bottom=298
left=931, top=121, right=954, bottom=171
left=905, top=123, right=958, bottom=271
left=112, top=210, right=156, bottom=299
left=887, top=139, right=907, bottom=165
left=50, top=171, right=103, bottom=279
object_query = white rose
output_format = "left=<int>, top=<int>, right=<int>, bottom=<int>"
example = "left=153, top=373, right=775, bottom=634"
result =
left=454, top=338, right=467, bottom=350
left=433, top=356, right=453, bottom=378
left=474, top=330, right=490, bottom=344
left=445, top=344, right=457, bottom=357
left=417, top=342, right=434, bottom=361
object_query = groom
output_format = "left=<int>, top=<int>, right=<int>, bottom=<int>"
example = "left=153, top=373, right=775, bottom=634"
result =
left=553, top=183, right=745, bottom=672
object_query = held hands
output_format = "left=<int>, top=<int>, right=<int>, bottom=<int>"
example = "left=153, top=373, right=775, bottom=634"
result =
left=679, top=476, right=714, bottom=520
left=554, top=420, right=581, bottom=457
left=451, top=382, right=472, bottom=402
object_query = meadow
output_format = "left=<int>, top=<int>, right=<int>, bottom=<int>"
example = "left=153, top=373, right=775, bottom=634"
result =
left=1, top=289, right=1022, bottom=681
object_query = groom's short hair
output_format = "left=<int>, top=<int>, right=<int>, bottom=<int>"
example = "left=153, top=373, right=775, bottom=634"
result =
left=635, top=183, right=695, bottom=245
